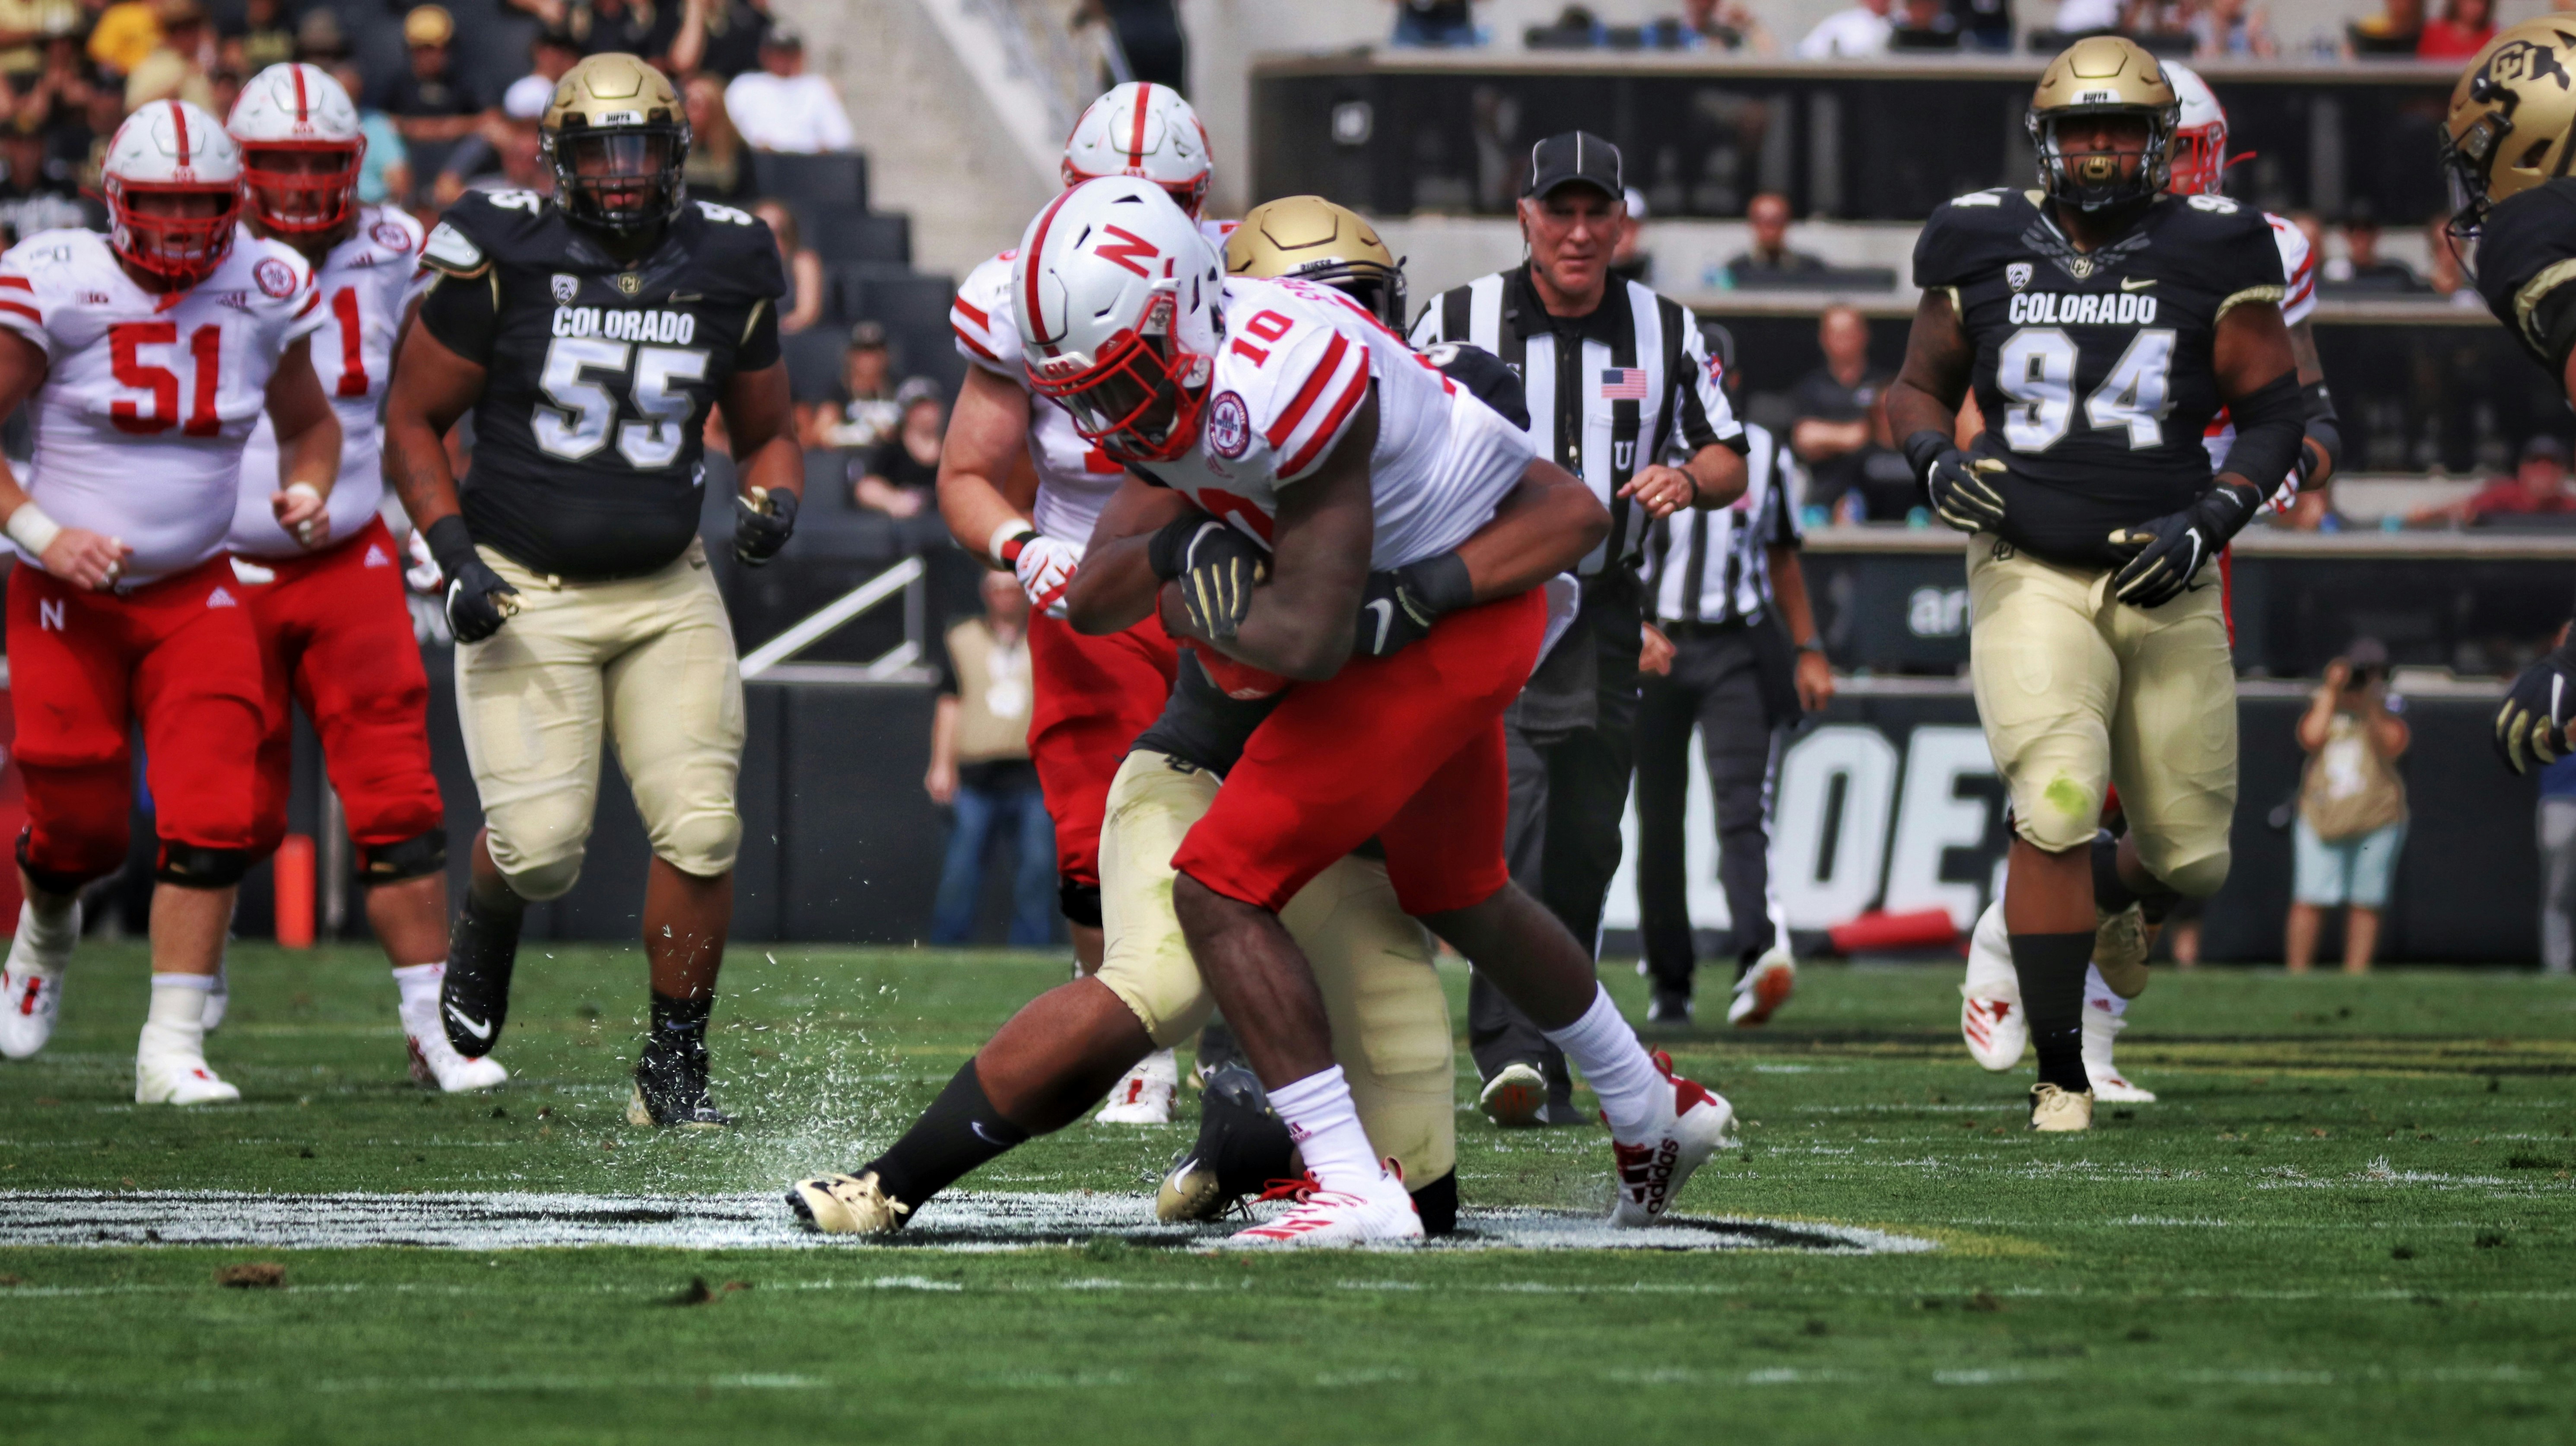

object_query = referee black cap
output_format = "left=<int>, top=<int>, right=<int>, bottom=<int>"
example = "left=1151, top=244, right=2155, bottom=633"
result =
left=1524, top=131, right=1622, bottom=203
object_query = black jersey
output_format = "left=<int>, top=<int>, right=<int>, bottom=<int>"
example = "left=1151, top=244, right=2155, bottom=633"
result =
left=417, top=190, right=786, bottom=581
left=1914, top=187, right=2286, bottom=570
left=2475, top=180, right=2576, bottom=378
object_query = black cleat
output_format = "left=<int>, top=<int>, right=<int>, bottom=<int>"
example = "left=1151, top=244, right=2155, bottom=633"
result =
left=440, top=896, right=521, bottom=1059
left=1155, top=1065, right=1296, bottom=1221
left=629, top=1036, right=733, bottom=1128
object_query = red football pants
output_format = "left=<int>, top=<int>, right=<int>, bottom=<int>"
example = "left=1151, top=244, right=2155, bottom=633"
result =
left=1026, top=608, right=1179, bottom=890
left=1173, top=588, right=1547, bottom=916
left=7, top=555, right=266, bottom=887
left=245, top=516, right=443, bottom=858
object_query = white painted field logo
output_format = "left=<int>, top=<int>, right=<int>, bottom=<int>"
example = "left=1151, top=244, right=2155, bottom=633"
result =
left=1206, top=390, right=1250, bottom=459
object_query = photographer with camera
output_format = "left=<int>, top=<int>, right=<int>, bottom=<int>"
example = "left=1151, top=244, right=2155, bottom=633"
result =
left=2286, top=639, right=2410, bottom=974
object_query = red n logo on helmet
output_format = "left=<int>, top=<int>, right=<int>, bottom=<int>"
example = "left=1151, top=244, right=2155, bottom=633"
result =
left=1095, top=225, right=1159, bottom=278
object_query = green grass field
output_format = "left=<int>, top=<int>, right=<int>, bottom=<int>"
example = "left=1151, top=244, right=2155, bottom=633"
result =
left=3, top=942, right=2572, bottom=1444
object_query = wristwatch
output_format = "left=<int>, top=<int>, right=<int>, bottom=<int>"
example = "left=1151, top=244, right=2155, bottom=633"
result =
left=1796, top=637, right=1826, bottom=656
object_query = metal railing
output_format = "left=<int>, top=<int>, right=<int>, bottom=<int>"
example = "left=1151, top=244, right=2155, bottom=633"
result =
left=737, top=556, right=937, bottom=684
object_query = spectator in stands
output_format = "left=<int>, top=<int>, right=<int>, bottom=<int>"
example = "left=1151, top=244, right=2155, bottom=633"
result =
left=1390, top=0, right=1483, bottom=46
left=1726, top=192, right=1826, bottom=283
left=436, top=75, right=553, bottom=203
left=1796, top=0, right=1891, bottom=57
left=857, top=377, right=946, bottom=518
left=2411, top=436, right=2576, bottom=527
left=1956, top=0, right=2011, bottom=51
left=124, top=0, right=213, bottom=111
left=527, top=28, right=583, bottom=86
left=2538, top=744, right=2576, bottom=975
left=0, top=0, right=79, bottom=92
left=332, top=57, right=412, bottom=206
left=2322, top=203, right=2423, bottom=294
left=13, top=34, right=99, bottom=138
left=2349, top=0, right=2424, bottom=54
left=1887, top=0, right=1960, bottom=49
left=805, top=321, right=902, bottom=451
left=1791, top=305, right=1900, bottom=520
left=2052, top=0, right=2120, bottom=33
left=216, top=0, right=292, bottom=76
left=1609, top=188, right=1652, bottom=286
left=2191, top=0, right=2277, bottom=57
left=925, top=571, right=1055, bottom=947
left=724, top=26, right=852, bottom=153
left=751, top=197, right=826, bottom=334
left=2416, top=0, right=2492, bottom=57
left=699, top=0, right=773, bottom=77
left=2287, top=639, right=2409, bottom=975
left=294, top=6, right=349, bottom=65
left=0, top=121, right=82, bottom=244
left=1650, top=0, right=1774, bottom=52
left=87, top=0, right=160, bottom=78
left=380, top=6, right=490, bottom=197
left=681, top=73, right=752, bottom=200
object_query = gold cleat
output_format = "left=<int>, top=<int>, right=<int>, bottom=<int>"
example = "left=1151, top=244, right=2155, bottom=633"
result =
left=2028, top=1082, right=2096, bottom=1133
left=787, top=1171, right=912, bottom=1236
left=2093, top=903, right=2156, bottom=1000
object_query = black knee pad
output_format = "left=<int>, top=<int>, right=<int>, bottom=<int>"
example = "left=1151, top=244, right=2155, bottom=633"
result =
left=15, top=830, right=102, bottom=898
left=360, top=828, right=448, bottom=885
left=1058, top=877, right=1102, bottom=928
left=155, top=843, right=252, bottom=888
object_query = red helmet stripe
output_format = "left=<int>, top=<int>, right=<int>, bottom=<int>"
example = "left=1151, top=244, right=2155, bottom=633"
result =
left=1021, top=186, right=1081, bottom=351
left=290, top=64, right=310, bottom=122
left=169, top=99, right=189, bottom=165
left=1128, top=84, right=1150, bottom=166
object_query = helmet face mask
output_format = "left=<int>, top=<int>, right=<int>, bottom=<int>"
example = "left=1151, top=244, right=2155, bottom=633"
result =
left=241, top=140, right=364, bottom=234
left=1015, top=178, right=1221, bottom=465
left=542, top=54, right=691, bottom=234
left=1032, top=289, right=1211, bottom=464
left=103, top=100, right=244, bottom=287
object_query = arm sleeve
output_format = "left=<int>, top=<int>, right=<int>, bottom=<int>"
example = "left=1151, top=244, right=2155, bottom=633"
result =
left=1672, top=312, right=1749, bottom=456
left=416, top=267, right=500, bottom=364
left=736, top=297, right=782, bottom=371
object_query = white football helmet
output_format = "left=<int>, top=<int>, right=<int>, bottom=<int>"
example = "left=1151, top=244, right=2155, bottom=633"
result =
left=1061, top=81, right=1212, bottom=218
left=2161, top=61, right=2229, bottom=198
left=102, top=100, right=243, bottom=286
left=1014, top=177, right=1222, bottom=464
left=229, top=63, right=367, bottom=236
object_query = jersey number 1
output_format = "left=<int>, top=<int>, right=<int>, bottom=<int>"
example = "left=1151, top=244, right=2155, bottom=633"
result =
left=108, top=321, right=222, bottom=437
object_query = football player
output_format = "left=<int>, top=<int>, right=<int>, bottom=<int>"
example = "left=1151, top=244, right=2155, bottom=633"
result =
left=1886, top=37, right=2306, bottom=1132
left=2439, top=20, right=2576, bottom=772
left=1957, top=60, right=2344, bottom=1100
left=0, top=100, right=343, bottom=1102
left=381, top=55, right=802, bottom=1126
left=940, top=82, right=1227, bottom=1125
left=222, top=63, right=503, bottom=1094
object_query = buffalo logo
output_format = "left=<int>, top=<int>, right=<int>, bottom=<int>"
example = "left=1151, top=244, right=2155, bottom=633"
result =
left=614, top=272, right=644, bottom=297
left=2067, top=256, right=2094, bottom=281
left=2007, top=261, right=2033, bottom=291
left=2476, top=33, right=2576, bottom=103
left=1206, top=390, right=1250, bottom=459
left=551, top=273, right=578, bottom=304
left=252, top=258, right=298, bottom=299
left=370, top=220, right=413, bottom=253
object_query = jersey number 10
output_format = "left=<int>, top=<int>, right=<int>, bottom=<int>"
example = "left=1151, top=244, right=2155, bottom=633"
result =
left=108, top=321, right=223, bottom=437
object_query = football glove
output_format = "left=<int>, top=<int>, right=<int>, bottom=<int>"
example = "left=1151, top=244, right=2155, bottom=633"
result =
left=1903, top=429, right=2007, bottom=535
left=1148, top=516, right=1267, bottom=642
left=2496, top=632, right=2576, bottom=774
left=2106, top=480, right=2260, bottom=610
left=1003, top=531, right=1082, bottom=616
left=424, top=515, right=518, bottom=645
left=1354, top=551, right=1474, bottom=659
left=733, top=486, right=798, bottom=567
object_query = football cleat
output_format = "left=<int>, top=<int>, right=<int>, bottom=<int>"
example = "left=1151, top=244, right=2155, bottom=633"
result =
left=787, top=1170, right=912, bottom=1236
left=1191, top=1018, right=1243, bottom=1085
left=2093, top=903, right=2154, bottom=1000
left=440, top=894, right=520, bottom=1059
left=1727, top=946, right=1797, bottom=1027
left=402, top=997, right=508, bottom=1092
left=0, top=899, right=80, bottom=1060
left=1961, top=900, right=2026, bottom=1071
left=2082, top=1007, right=2156, bottom=1103
left=136, top=1051, right=241, bottom=1106
left=2029, top=1082, right=2095, bottom=1132
left=1477, top=1061, right=1547, bottom=1128
left=1096, top=1046, right=1178, bottom=1124
left=627, top=1038, right=732, bottom=1128
left=202, top=959, right=229, bottom=1033
left=1223, top=1166, right=1424, bottom=1249
left=1608, top=1052, right=1737, bottom=1227
left=1646, top=989, right=1692, bottom=1025
left=1156, top=1065, right=1296, bottom=1222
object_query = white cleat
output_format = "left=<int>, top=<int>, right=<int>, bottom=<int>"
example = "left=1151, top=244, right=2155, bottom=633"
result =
left=136, top=1052, right=241, bottom=1106
left=1960, top=899, right=2026, bottom=1071
left=1477, top=1061, right=1547, bottom=1128
left=2082, top=1008, right=2156, bottom=1103
left=1610, top=1052, right=1737, bottom=1227
left=403, top=1000, right=508, bottom=1092
left=0, top=899, right=79, bottom=1060
left=1095, top=1046, right=1178, bottom=1124
left=787, top=1170, right=912, bottom=1236
left=202, top=960, right=229, bottom=1033
left=1224, top=1170, right=1424, bottom=1249
left=1726, top=945, right=1797, bottom=1027
left=2029, top=1082, right=2094, bottom=1132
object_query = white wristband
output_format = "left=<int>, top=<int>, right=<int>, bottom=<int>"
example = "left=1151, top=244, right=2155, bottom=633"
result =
left=6, top=500, right=60, bottom=558
left=285, top=482, right=324, bottom=506
left=988, top=518, right=1037, bottom=566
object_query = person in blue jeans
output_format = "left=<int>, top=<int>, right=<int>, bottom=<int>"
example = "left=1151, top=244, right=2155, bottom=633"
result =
left=2286, top=642, right=2409, bottom=972
left=926, top=573, right=1057, bottom=946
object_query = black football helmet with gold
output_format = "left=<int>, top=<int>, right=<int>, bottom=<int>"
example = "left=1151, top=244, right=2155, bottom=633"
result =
left=542, top=53, right=691, bottom=234
left=1223, top=196, right=1407, bottom=330
left=2026, top=37, right=2179, bottom=214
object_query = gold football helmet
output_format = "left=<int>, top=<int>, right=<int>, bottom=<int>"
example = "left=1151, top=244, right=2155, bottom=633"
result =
left=543, top=53, right=690, bottom=233
left=2026, top=36, right=2179, bottom=213
left=2441, top=19, right=2576, bottom=239
left=1224, top=196, right=1407, bottom=329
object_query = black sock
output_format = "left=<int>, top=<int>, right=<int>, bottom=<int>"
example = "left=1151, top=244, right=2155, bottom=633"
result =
left=864, top=1059, right=1030, bottom=1210
left=647, top=991, right=712, bottom=1055
left=2090, top=832, right=2136, bottom=914
left=2010, top=931, right=2094, bottom=1093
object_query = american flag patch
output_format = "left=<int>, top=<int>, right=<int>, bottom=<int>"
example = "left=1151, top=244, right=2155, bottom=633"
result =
left=1600, top=368, right=1649, bottom=400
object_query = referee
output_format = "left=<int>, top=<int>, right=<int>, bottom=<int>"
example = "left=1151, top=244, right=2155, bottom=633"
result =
left=1634, top=328, right=1835, bottom=1030
left=1411, top=130, right=1749, bottom=1127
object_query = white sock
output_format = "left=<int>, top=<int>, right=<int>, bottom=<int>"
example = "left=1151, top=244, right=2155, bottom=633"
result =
left=139, top=973, right=214, bottom=1059
left=18, top=896, right=77, bottom=956
left=1267, top=1066, right=1393, bottom=1199
left=1542, top=985, right=1665, bottom=1141
left=391, top=962, right=443, bottom=1019
left=2082, top=964, right=2127, bottom=1018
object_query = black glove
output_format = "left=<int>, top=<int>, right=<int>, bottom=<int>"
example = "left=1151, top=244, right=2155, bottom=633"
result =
left=1903, top=429, right=2007, bottom=535
left=1354, top=551, right=1474, bottom=659
left=734, top=486, right=798, bottom=566
left=2497, top=631, right=2576, bottom=774
left=424, top=514, right=519, bottom=644
left=2106, top=480, right=2260, bottom=610
left=1147, top=515, right=1267, bottom=642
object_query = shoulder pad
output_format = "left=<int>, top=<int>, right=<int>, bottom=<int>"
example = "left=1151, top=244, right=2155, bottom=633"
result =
left=421, top=221, right=486, bottom=277
left=2185, top=193, right=2243, bottom=216
left=695, top=200, right=758, bottom=226
left=1947, top=188, right=2011, bottom=208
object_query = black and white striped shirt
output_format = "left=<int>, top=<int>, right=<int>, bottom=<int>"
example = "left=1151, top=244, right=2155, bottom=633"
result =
left=1645, top=421, right=1802, bottom=626
left=1410, top=266, right=1747, bottom=577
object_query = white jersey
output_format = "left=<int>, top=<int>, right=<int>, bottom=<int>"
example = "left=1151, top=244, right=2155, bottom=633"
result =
left=1137, top=274, right=1532, bottom=571
left=2203, top=210, right=2316, bottom=481
left=231, top=207, right=423, bottom=558
left=0, top=227, right=324, bottom=584
left=949, top=218, right=1239, bottom=549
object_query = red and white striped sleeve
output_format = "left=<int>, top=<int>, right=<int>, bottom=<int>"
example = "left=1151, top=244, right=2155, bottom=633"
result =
left=950, top=251, right=1021, bottom=378
left=0, top=270, right=44, bottom=355
left=1259, top=318, right=1374, bottom=485
left=2269, top=213, right=2316, bottom=329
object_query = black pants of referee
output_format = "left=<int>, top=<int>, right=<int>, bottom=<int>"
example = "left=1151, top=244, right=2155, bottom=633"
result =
left=1634, top=623, right=1784, bottom=1007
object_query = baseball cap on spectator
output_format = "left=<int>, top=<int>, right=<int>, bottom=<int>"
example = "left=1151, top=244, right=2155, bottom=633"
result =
left=404, top=4, right=455, bottom=48
left=847, top=320, right=889, bottom=352
left=295, top=7, right=349, bottom=60
left=894, top=376, right=944, bottom=410
left=2522, top=435, right=2569, bottom=466
left=504, top=74, right=554, bottom=121
left=763, top=25, right=805, bottom=50
left=1523, top=130, right=1622, bottom=202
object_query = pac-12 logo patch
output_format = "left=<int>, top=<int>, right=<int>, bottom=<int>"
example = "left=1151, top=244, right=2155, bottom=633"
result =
left=1207, top=390, right=1250, bottom=459
left=2006, top=262, right=2033, bottom=291
left=253, top=257, right=298, bottom=298
left=551, top=273, right=579, bottom=304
